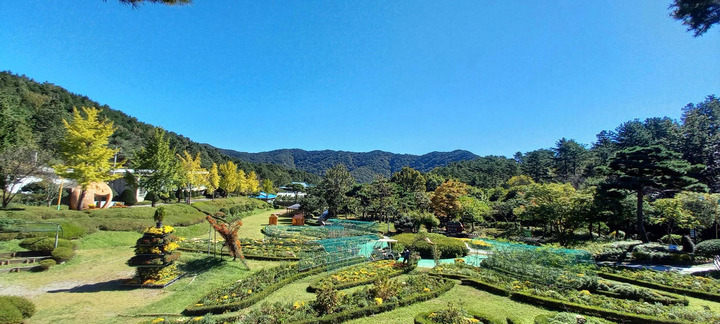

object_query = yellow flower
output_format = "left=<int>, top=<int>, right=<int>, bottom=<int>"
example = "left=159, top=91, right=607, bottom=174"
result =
left=423, top=287, right=431, bottom=292
left=152, top=318, right=165, bottom=324
left=293, top=301, right=306, bottom=309
left=468, top=318, right=480, bottom=323
left=247, top=289, right=252, bottom=294
left=193, top=317, right=203, bottom=322
left=222, top=295, right=229, bottom=299
left=374, top=297, right=383, bottom=305
left=194, top=303, right=203, bottom=307
left=577, top=273, right=585, bottom=277
left=580, top=290, right=591, bottom=295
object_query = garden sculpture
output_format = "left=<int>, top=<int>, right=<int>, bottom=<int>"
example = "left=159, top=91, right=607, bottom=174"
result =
left=69, top=181, right=113, bottom=210
left=206, top=214, right=249, bottom=268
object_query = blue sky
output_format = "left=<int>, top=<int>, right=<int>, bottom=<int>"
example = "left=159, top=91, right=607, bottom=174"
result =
left=1, top=1, right=718, bottom=157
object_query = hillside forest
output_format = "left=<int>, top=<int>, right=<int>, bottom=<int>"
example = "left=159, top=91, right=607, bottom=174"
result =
left=1, top=70, right=719, bottom=244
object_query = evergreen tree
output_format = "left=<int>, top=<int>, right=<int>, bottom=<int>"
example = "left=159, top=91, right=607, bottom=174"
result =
left=134, top=129, right=179, bottom=207
left=321, top=164, right=354, bottom=218
left=599, top=145, right=705, bottom=242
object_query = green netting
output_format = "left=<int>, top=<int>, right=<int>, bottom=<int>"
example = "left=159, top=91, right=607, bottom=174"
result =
left=477, top=238, right=593, bottom=263
left=324, top=219, right=378, bottom=232
left=263, top=225, right=373, bottom=240
left=299, top=235, right=379, bottom=271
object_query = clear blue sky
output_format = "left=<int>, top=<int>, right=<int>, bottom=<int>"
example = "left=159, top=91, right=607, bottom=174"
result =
left=1, top=1, right=718, bottom=157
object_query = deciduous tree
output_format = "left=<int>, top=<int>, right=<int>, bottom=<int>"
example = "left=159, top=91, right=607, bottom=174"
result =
left=431, top=180, right=468, bottom=223
left=177, top=151, right=207, bottom=204
left=207, top=162, right=220, bottom=200
left=321, top=164, right=354, bottom=218
left=54, top=107, right=121, bottom=210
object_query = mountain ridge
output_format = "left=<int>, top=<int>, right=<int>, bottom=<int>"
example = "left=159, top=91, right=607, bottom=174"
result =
left=220, top=148, right=480, bottom=182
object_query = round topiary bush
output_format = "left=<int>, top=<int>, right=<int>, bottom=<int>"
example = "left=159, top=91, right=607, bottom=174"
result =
left=695, top=239, right=720, bottom=258
left=154, top=207, right=166, bottom=224
left=39, top=259, right=56, bottom=270
left=120, top=188, right=137, bottom=206
left=0, top=295, right=36, bottom=319
left=393, top=233, right=468, bottom=259
left=52, top=247, right=76, bottom=263
left=0, top=302, right=23, bottom=324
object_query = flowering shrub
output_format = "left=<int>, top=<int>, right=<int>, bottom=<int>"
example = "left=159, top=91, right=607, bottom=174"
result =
left=424, top=304, right=481, bottom=324
left=310, top=260, right=413, bottom=291
left=179, top=237, right=321, bottom=259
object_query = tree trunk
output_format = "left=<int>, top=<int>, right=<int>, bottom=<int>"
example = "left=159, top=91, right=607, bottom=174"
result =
left=588, top=223, right=593, bottom=241
left=77, top=190, right=87, bottom=211
left=151, top=200, right=156, bottom=207
left=636, top=187, right=649, bottom=243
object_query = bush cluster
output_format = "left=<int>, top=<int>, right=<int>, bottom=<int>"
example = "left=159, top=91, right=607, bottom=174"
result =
left=20, top=237, right=75, bottom=253
left=392, top=233, right=468, bottom=259
left=0, top=296, right=35, bottom=324
left=631, top=244, right=693, bottom=265
left=695, top=239, right=720, bottom=258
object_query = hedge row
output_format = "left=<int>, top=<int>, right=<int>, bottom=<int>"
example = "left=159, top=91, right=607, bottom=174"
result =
left=307, top=263, right=416, bottom=292
left=183, top=258, right=365, bottom=316
left=414, top=311, right=506, bottom=324
left=287, top=279, right=456, bottom=324
left=593, top=288, right=687, bottom=306
left=177, top=248, right=300, bottom=261
left=597, top=272, right=720, bottom=303
left=432, top=274, right=687, bottom=324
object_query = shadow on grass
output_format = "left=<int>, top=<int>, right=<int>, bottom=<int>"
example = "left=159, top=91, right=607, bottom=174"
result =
left=179, top=256, right=226, bottom=275
left=47, top=279, right=135, bottom=293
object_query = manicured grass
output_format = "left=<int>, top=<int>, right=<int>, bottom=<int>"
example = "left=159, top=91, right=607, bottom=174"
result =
left=237, top=208, right=280, bottom=240
left=77, top=231, right=138, bottom=249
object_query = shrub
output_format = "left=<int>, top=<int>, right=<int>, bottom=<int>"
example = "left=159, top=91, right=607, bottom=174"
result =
left=229, top=206, right=242, bottom=216
left=20, top=237, right=75, bottom=253
left=393, top=233, right=468, bottom=259
left=154, top=207, right=166, bottom=223
left=695, top=239, right=720, bottom=258
left=0, top=295, right=36, bottom=319
left=144, top=192, right=159, bottom=205
left=39, top=259, right=56, bottom=270
left=0, top=303, right=23, bottom=324
left=59, top=221, right=87, bottom=239
left=52, top=247, right=75, bottom=262
left=120, top=188, right=137, bottom=206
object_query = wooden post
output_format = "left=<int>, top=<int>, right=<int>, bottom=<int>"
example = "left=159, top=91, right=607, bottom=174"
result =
left=56, top=178, right=64, bottom=211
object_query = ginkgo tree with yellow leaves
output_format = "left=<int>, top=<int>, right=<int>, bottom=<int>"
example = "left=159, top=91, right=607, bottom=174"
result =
left=54, top=107, right=121, bottom=210
left=177, top=151, right=207, bottom=204
left=207, top=162, right=220, bottom=200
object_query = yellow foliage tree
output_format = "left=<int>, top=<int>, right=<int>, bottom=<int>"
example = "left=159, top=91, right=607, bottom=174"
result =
left=236, top=169, right=247, bottom=195
left=54, top=107, right=121, bottom=210
left=218, top=161, right=239, bottom=197
left=207, top=162, right=220, bottom=200
left=177, top=151, right=207, bottom=204
left=246, top=171, right=260, bottom=194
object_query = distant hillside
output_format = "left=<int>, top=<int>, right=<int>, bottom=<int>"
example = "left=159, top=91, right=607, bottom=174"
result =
left=221, top=148, right=479, bottom=182
left=0, top=71, right=321, bottom=186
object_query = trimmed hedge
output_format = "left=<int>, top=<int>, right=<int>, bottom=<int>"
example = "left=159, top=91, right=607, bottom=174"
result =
left=183, top=258, right=365, bottom=316
left=0, top=303, right=23, bottom=324
left=414, top=311, right=506, bottom=324
left=20, top=237, right=75, bottom=253
left=393, top=233, right=469, bottom=259
left=598, top=272, right=720, bottom=303
left=52, top=247, right=75, bottom=262
left=534, top=313, right=615, bottom=324
left=288, top=279, right=455, bottom=324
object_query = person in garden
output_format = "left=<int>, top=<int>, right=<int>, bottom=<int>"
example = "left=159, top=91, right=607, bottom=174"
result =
left=402, top=248, right=411, bottom=264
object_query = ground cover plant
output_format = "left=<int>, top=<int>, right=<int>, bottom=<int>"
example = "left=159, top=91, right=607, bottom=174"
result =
left=308, top=259, right=414, bottom=291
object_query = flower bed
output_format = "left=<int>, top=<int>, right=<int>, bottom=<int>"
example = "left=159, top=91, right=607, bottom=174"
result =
left=184, top=258, right=365, bottom=316
left=414, top=304, right=505, bottom=324
left=598, top=267, right=720, bottom=302
left=235, top=274, right=454, bottom=324
left=430, top=264, right=708, bottom=323
left=178, top=237, right=320, bottom=260
left=308, top=260, right=415, bottom=292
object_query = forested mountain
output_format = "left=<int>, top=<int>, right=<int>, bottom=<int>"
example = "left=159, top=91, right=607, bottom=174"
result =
left=221, top=148, right=479, bottom=183
left=0, top=71, right=320, bottom=186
